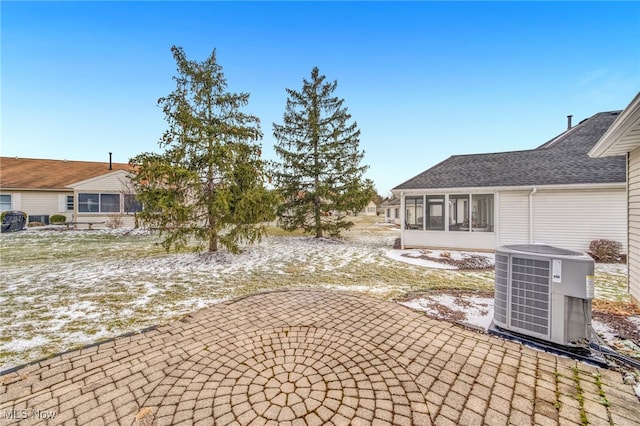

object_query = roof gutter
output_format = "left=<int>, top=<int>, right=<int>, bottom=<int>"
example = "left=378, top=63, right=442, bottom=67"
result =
left=589, top=92, right=640, bottom=158
left=391, top=182, right=625, bottom=196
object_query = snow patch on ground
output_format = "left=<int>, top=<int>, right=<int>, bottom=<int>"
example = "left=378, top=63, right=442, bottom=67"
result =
left=402, top=295, right=494, bottom=330
left=386, top=249, right=494, bottom=270
left=386, top=249, right=456, bottom=269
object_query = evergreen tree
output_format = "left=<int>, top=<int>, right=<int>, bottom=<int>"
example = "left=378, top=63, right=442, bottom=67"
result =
left=273, top=67, right=373, bottom=238
left=130, top=46, right=276, bottom=253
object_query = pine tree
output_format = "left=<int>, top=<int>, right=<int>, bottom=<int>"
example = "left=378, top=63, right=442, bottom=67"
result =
left=273, top=67, right=373, bottom=238
left=130, top=46, right=277, bottom=253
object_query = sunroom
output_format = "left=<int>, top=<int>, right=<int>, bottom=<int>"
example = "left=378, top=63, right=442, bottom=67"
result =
left=400, top=192, right=496, bottom=250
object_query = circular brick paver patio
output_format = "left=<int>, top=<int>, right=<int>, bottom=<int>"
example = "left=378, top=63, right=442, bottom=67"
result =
left=1, top=289, right=639, bottom=425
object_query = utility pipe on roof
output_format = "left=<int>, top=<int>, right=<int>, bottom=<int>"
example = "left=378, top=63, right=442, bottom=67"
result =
left=529, top=187, right=537, bottom=244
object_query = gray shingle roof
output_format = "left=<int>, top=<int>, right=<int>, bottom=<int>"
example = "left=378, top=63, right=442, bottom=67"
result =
left=381, top=197, right=400, bottom=207
left=393, top=111, right=626, bottom=190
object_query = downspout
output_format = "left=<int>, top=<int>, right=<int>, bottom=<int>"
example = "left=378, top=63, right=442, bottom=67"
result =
left=529, top=187, right=537, bottom=244
left=627, top=153, right=630, bottom=294
left=400, top=192, right=405, bottom=249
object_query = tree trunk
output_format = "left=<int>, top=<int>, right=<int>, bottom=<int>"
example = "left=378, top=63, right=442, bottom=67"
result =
left=208, top=215, right=218, bottom=252
left=314, top=173, right=322, bottom=238
left=209, top=234, right=218, bottom=252
left=314, top=193, right=322, bottom=238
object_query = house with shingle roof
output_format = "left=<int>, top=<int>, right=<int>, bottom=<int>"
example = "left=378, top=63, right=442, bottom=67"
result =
left=391, top=111, right=627, bottom=253
left=0, top=156, right=137, bottom=228
left=381, top=196, right=401, bottom=224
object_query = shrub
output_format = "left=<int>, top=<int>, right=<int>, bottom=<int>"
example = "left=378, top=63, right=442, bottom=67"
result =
left=28, top=221, right=44, bottom=227
left=106, top=214, right=123, bottom=229
left=50, top=214, right=66, bottom=224
left=589, top=239, right=623, bottom=263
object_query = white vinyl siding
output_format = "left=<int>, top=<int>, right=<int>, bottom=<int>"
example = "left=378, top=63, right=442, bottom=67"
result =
left=497, top=191, right=530, bottom=246
left=628, top=149, right=640, bottom=303
left=13, top=193, right=21, bottom=210
left=531, top=188, right=627, bottom=253
left=58, top=194, right=67, bottom=213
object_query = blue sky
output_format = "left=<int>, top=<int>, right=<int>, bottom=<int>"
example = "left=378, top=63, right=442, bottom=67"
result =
left=2, top=1, right=639, bottom=195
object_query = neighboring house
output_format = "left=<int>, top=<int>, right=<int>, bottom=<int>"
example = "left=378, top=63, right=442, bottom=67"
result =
left=392, top=111, right=627, bottom=253
left=589, top=93, right=640, bottom=304
left=381, top=197, right=400, bottom=224
left=360, top=200, right=378, bottom=216
left=0, top=157, right=138, bottom=228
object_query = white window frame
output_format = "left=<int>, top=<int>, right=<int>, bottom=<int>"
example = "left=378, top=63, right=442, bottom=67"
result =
left=0, top=194, right=11, bottom=211
left=78, top=192, right=121, bottom=213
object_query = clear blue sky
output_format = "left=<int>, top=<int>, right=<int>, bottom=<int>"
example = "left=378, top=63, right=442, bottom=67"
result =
left=2, top=1, right=639, bottom=195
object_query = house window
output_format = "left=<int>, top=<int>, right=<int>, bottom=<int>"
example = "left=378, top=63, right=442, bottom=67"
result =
left=0, top=194, right=11, bottom=211
left=78, top=193, right=121, bottom=213
left=425, top=196, right=445, bottom=230
left=405, top=196, right=423, bottom=229
left=66, top=195, right=74, bottom=211
left=449, top=194, right=470, bottom=231
left=124, top=194, right=142, bottom=213
left=79, top=193, right=99, bottom=212
left=100, top=194, right=120, bottom=213
left=29, top=215, right=49, bottom=225
left=471, top=194, right=494, bottom=231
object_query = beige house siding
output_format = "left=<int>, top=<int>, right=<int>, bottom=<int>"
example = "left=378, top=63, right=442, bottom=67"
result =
left=629, top=149, right=640, bottom=303
left=20, top=191, right=72, bottom=219
left=530, top=188, right=627, bottom=253
left=497, top=191, right=530, bottom=246
left=72, top=170, right=132, bottom=192
left=0, top=190, right=74, bottom=222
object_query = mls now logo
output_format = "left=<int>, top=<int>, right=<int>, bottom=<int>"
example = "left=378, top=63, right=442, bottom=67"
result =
left=1, top=409, right=29, bottom=419
left=1, top=409, right=57, bottom=420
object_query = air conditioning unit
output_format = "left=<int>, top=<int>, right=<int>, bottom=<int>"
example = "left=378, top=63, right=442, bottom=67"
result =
left=494, top=244, right=595, bottom=347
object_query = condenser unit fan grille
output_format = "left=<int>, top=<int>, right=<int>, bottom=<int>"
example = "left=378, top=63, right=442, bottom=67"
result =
left=494, top=254, right=509, bottom=325
left=509, top=257, right=550, bottom=336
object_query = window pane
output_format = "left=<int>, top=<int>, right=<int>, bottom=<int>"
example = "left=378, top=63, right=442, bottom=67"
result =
left=0, top=194, right=11, bottom=211
left=66, top=195, right=74, bottom=211
left=100, top=194, right=120, bottom=213
left=471, top=194, right=494, bottom=231
left=124, top=194, right=142, bottom=213
left=449, top=195, right=469, bottom=231
left=405, top=196, right=423, bottom=229
left=426, top=196, right=444, bottom=230
left=78, top=193, right=99, bottom=212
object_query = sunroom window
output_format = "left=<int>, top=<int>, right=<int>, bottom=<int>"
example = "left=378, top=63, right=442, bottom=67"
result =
left=449, top=195, right=469, bottom=231
left=100, top=194, right=120, bottom=213
left=425, top=196, right=445, bottom=230
left=405, top=196, right=423, bottom=230
left=78, top=193, right=121, bottom=213
left=471, top=194, right=494, bottom=231
left=124, top=194, right=143, bottom=213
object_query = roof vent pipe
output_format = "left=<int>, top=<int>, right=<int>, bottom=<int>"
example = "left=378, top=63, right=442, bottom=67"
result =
left=109, top=152, right=112, bottom=170
left=567, top=115, right=573, bottom=130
